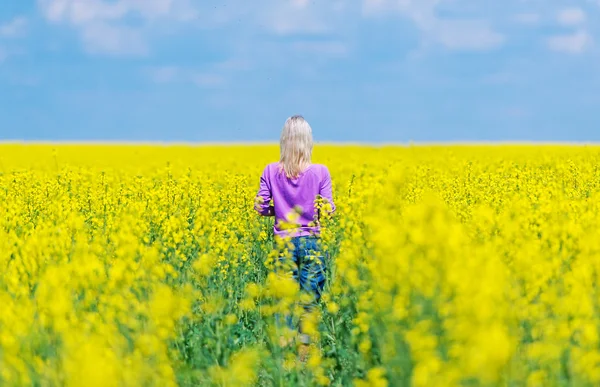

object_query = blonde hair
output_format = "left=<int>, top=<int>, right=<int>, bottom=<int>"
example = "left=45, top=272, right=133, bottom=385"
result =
left=279, top=115, right=314, bottom=178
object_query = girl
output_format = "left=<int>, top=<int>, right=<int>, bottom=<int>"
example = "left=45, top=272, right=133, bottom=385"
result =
left=254, top=115, right=335, bottom=352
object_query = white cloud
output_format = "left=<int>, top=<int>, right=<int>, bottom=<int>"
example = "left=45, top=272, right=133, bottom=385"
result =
left=41, top=0, right=338, bottom=54
left=0, top=17, right=28, bottom=38
left=547, top=30, right=592, bottom=54
left=40, top=0, right=126, bottom=24
left=211, top=0, right=342, bottom=36
left=261, top=1, right=330, bottom=35
left=557, top=7, right=586, bottom=26
left=37, top=0, right=196, bottom=55
left=123, top=0, right=186, bottom=20
left=291, top=0, right=310, bottom=8
left=431, top=19, right=504, bottom=51
left=513, top=13, right=540, bottom=25
left=39, top=0, right=190, bottom=24
left=80, top=22, right=147, bottom=55
left=362, top=0, right=504, bottom=51
left=0, top=17, right=28, bottom=63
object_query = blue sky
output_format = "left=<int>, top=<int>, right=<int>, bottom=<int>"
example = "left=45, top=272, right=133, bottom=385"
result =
left=0, top=0, right=599, bottom=142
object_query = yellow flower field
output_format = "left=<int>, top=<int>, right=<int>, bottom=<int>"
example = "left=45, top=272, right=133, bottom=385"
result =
left=2, top=144, right=600, bottom=386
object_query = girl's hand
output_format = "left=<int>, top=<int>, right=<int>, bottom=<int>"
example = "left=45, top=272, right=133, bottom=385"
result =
left=265, top=205, right=275, bottom=216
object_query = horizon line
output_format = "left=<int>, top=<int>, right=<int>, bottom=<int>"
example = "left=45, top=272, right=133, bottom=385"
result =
left=1, top=140, right=600, bottom=146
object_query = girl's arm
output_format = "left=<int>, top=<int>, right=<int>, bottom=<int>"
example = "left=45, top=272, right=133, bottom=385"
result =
left=319, top=166, right=336, bottom=215
left=254, top=166, right=275, bottom=216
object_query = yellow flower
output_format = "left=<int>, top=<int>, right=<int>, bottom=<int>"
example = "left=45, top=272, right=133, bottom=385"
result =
left=4, top=143, right=600, bottom=387
left=224, top=314, right=238, bottom=325
left=326, top=302, right=340, bottom=314
left=354, top=367, right=388, bottom=387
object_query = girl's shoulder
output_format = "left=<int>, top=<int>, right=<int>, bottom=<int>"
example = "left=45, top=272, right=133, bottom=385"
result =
left=311, top=163, right=331, bottom=173
left=263, top=162, right=281, bottom=172
left=306, top=163, right=331, bottom=178
left=263, top=162, right=285, bottom=179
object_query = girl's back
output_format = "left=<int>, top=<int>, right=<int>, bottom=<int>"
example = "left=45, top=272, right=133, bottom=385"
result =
left=256, top=162, right=334, bottom=237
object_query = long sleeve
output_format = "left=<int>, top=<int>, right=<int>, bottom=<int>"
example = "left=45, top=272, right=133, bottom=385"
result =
left=254, top=165, right=274, bottom=216
left=319, top=166, right=336, bottom=214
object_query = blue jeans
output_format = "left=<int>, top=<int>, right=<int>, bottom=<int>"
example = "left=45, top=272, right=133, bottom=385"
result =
left=274, top=235, right=328, bottom=341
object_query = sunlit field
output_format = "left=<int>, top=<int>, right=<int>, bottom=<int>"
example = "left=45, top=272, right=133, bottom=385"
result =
left=2, top=144, right=600, bottom=386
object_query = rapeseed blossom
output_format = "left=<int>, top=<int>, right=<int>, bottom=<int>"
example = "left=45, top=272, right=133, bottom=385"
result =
left=1, top=144, right=600, bottom=386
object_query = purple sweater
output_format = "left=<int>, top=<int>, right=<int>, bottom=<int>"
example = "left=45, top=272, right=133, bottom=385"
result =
left=254, top=162, right=336, bottom=237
